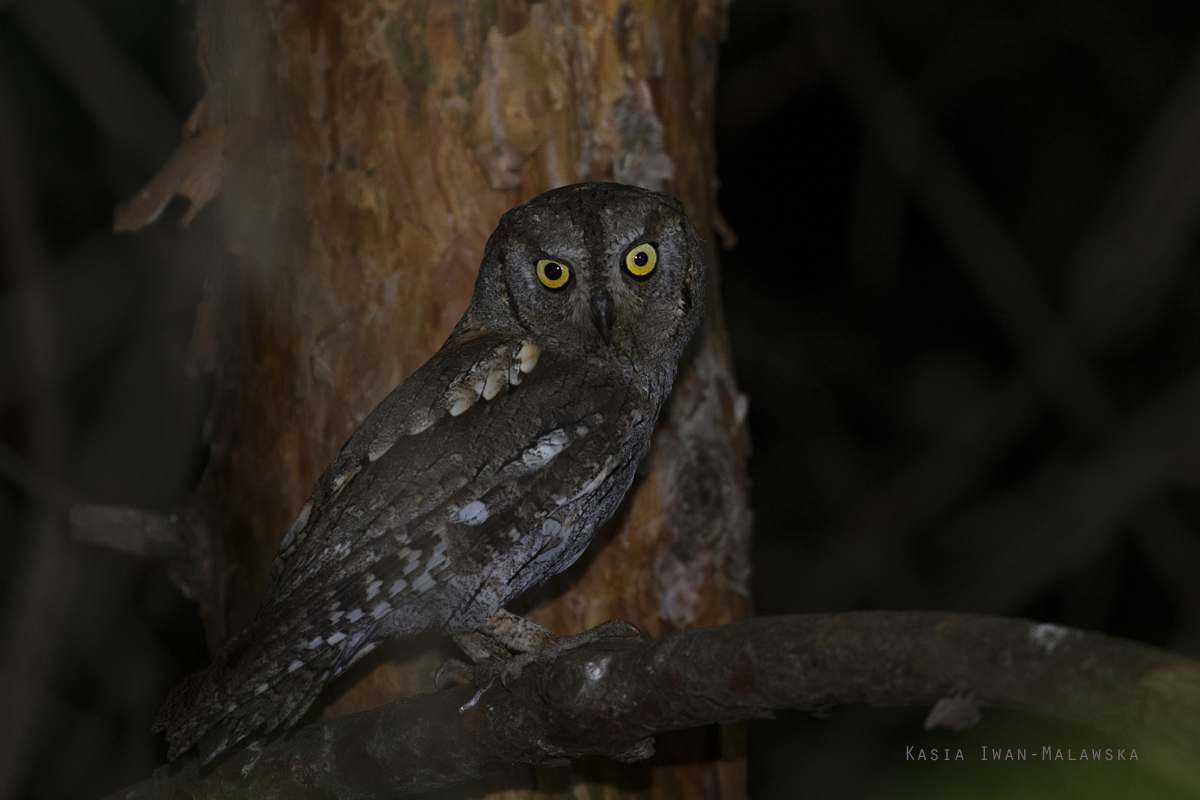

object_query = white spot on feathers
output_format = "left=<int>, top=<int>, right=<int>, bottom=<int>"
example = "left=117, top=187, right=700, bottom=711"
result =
left=331, top=465, right=363, bottom=496
left=365, top=578, right=383, bottom=600
left=411, top=571, right=436, bottom=593
left=280, top=502, right=312, bottom=551
left=518, top=340, right=540, bottom=374
left=255, top=682, right=270, bottom=695
left=367, top=436, right=392, bottom=462
left=452, top=500, right=489, bottom=526
left=559, top=456, right=615, bottom=505
left=346, top=608, right=364, bottom=622
left=288, top=660, right=304, bottom=673
left=326, top=631, right=346, bottom=645
left=389, top=578, right=408, bottom=596
left=522, top=429, right=569, bottom=469
left=483, top=368, right=506, bottom=400
left=426, top=548, right=447, bottom=569
left=371, top=601, right=392, bottom=619
left=449, top=393, right=475, bottom=416
left=509, top=340, right=540, bottom=385
left=329, top=610, right=344, bottom=623
left=307, top=636, right=324, bottom=649
left=404, top=409, right=435, bottom=435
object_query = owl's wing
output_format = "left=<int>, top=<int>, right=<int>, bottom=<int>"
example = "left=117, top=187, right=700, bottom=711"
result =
left=156, top=332, right=644, bottom=762
left=267, top=329, right=539, bottom=591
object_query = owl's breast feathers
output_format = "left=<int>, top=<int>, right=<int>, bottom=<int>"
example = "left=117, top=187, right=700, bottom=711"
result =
left=155, top=330, right=664, bottom=762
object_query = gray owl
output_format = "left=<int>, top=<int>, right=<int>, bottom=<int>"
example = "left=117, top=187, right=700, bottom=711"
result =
left=154, top=182, right=707, bottom=762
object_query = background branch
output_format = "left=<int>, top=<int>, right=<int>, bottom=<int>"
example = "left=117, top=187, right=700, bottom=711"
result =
left=106, top=612, right=1200, bottom=800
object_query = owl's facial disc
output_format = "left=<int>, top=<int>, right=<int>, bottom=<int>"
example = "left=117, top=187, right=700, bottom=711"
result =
left=471, top=183, right=705, bottom=358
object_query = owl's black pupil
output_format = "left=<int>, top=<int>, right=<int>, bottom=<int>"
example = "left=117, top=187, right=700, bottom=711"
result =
left=633, top=251, right=648, bottom=267
left=544, top=263, right=563, bottom=281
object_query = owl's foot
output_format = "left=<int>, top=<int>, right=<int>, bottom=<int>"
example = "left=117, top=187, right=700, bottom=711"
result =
left=444, top=612, right=644, bottom=697
left=479, top=608, right=557, bottom=652
left=439, top=627, right=511, bottom=693
left=495, top=617, right=644, bottom=688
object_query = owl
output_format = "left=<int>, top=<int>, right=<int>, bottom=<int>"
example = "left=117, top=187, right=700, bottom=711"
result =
left=154, top=182, right=707, bottom=762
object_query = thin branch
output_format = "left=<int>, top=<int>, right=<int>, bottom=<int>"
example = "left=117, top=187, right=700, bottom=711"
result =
left=8, top=0, right=180, bottom=171
left=68, top=504, right=188, bottom=559
left=1065, top=31, right=1200, bottom=350
left=792, top=2, right=1200, bottom=613
left=105, top=612, right=1200, bottom=800
left=939, top=367, right=1200, bottom=611
left=799, top=0, right=1115, bottom=438
left=0, top=75, right=75, bottom=800
left=0, top=437, right=83, bottom=508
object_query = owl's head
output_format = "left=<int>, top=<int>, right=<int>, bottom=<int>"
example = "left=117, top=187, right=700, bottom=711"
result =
left=467, top=183, right=707, bottom=363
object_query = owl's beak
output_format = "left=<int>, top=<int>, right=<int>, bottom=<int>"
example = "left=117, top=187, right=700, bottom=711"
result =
left=591, top=289, right=616, bottom=344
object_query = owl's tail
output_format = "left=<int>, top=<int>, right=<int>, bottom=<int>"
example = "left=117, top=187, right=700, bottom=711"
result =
left=153, top=626, right=337, bottom=763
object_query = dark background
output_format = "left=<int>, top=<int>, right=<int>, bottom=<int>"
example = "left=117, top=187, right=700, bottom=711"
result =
left=2, top=1, right=1200, bottom=797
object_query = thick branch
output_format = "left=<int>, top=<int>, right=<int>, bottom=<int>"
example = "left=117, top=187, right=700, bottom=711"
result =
left=106, top=612, right=1200, bottom=800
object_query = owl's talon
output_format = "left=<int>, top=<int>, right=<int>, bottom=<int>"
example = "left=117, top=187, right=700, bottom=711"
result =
left=435, top=658, right=475, bottom=690
left=458, top=686, right=486, bottom=712
left=499, top=652, right=538, bottom=689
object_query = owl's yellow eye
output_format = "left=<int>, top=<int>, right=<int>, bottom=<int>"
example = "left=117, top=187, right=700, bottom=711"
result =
left=536, top=259, right=570, bottom=289
left=625, top=243, right=657, bottom=276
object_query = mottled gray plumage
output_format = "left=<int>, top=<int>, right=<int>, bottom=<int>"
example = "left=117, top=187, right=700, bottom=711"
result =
left=154, top=182, right=706, bottom=762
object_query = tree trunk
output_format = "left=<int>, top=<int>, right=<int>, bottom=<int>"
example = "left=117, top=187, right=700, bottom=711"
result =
left=177, top=0, right=751, bottom=795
